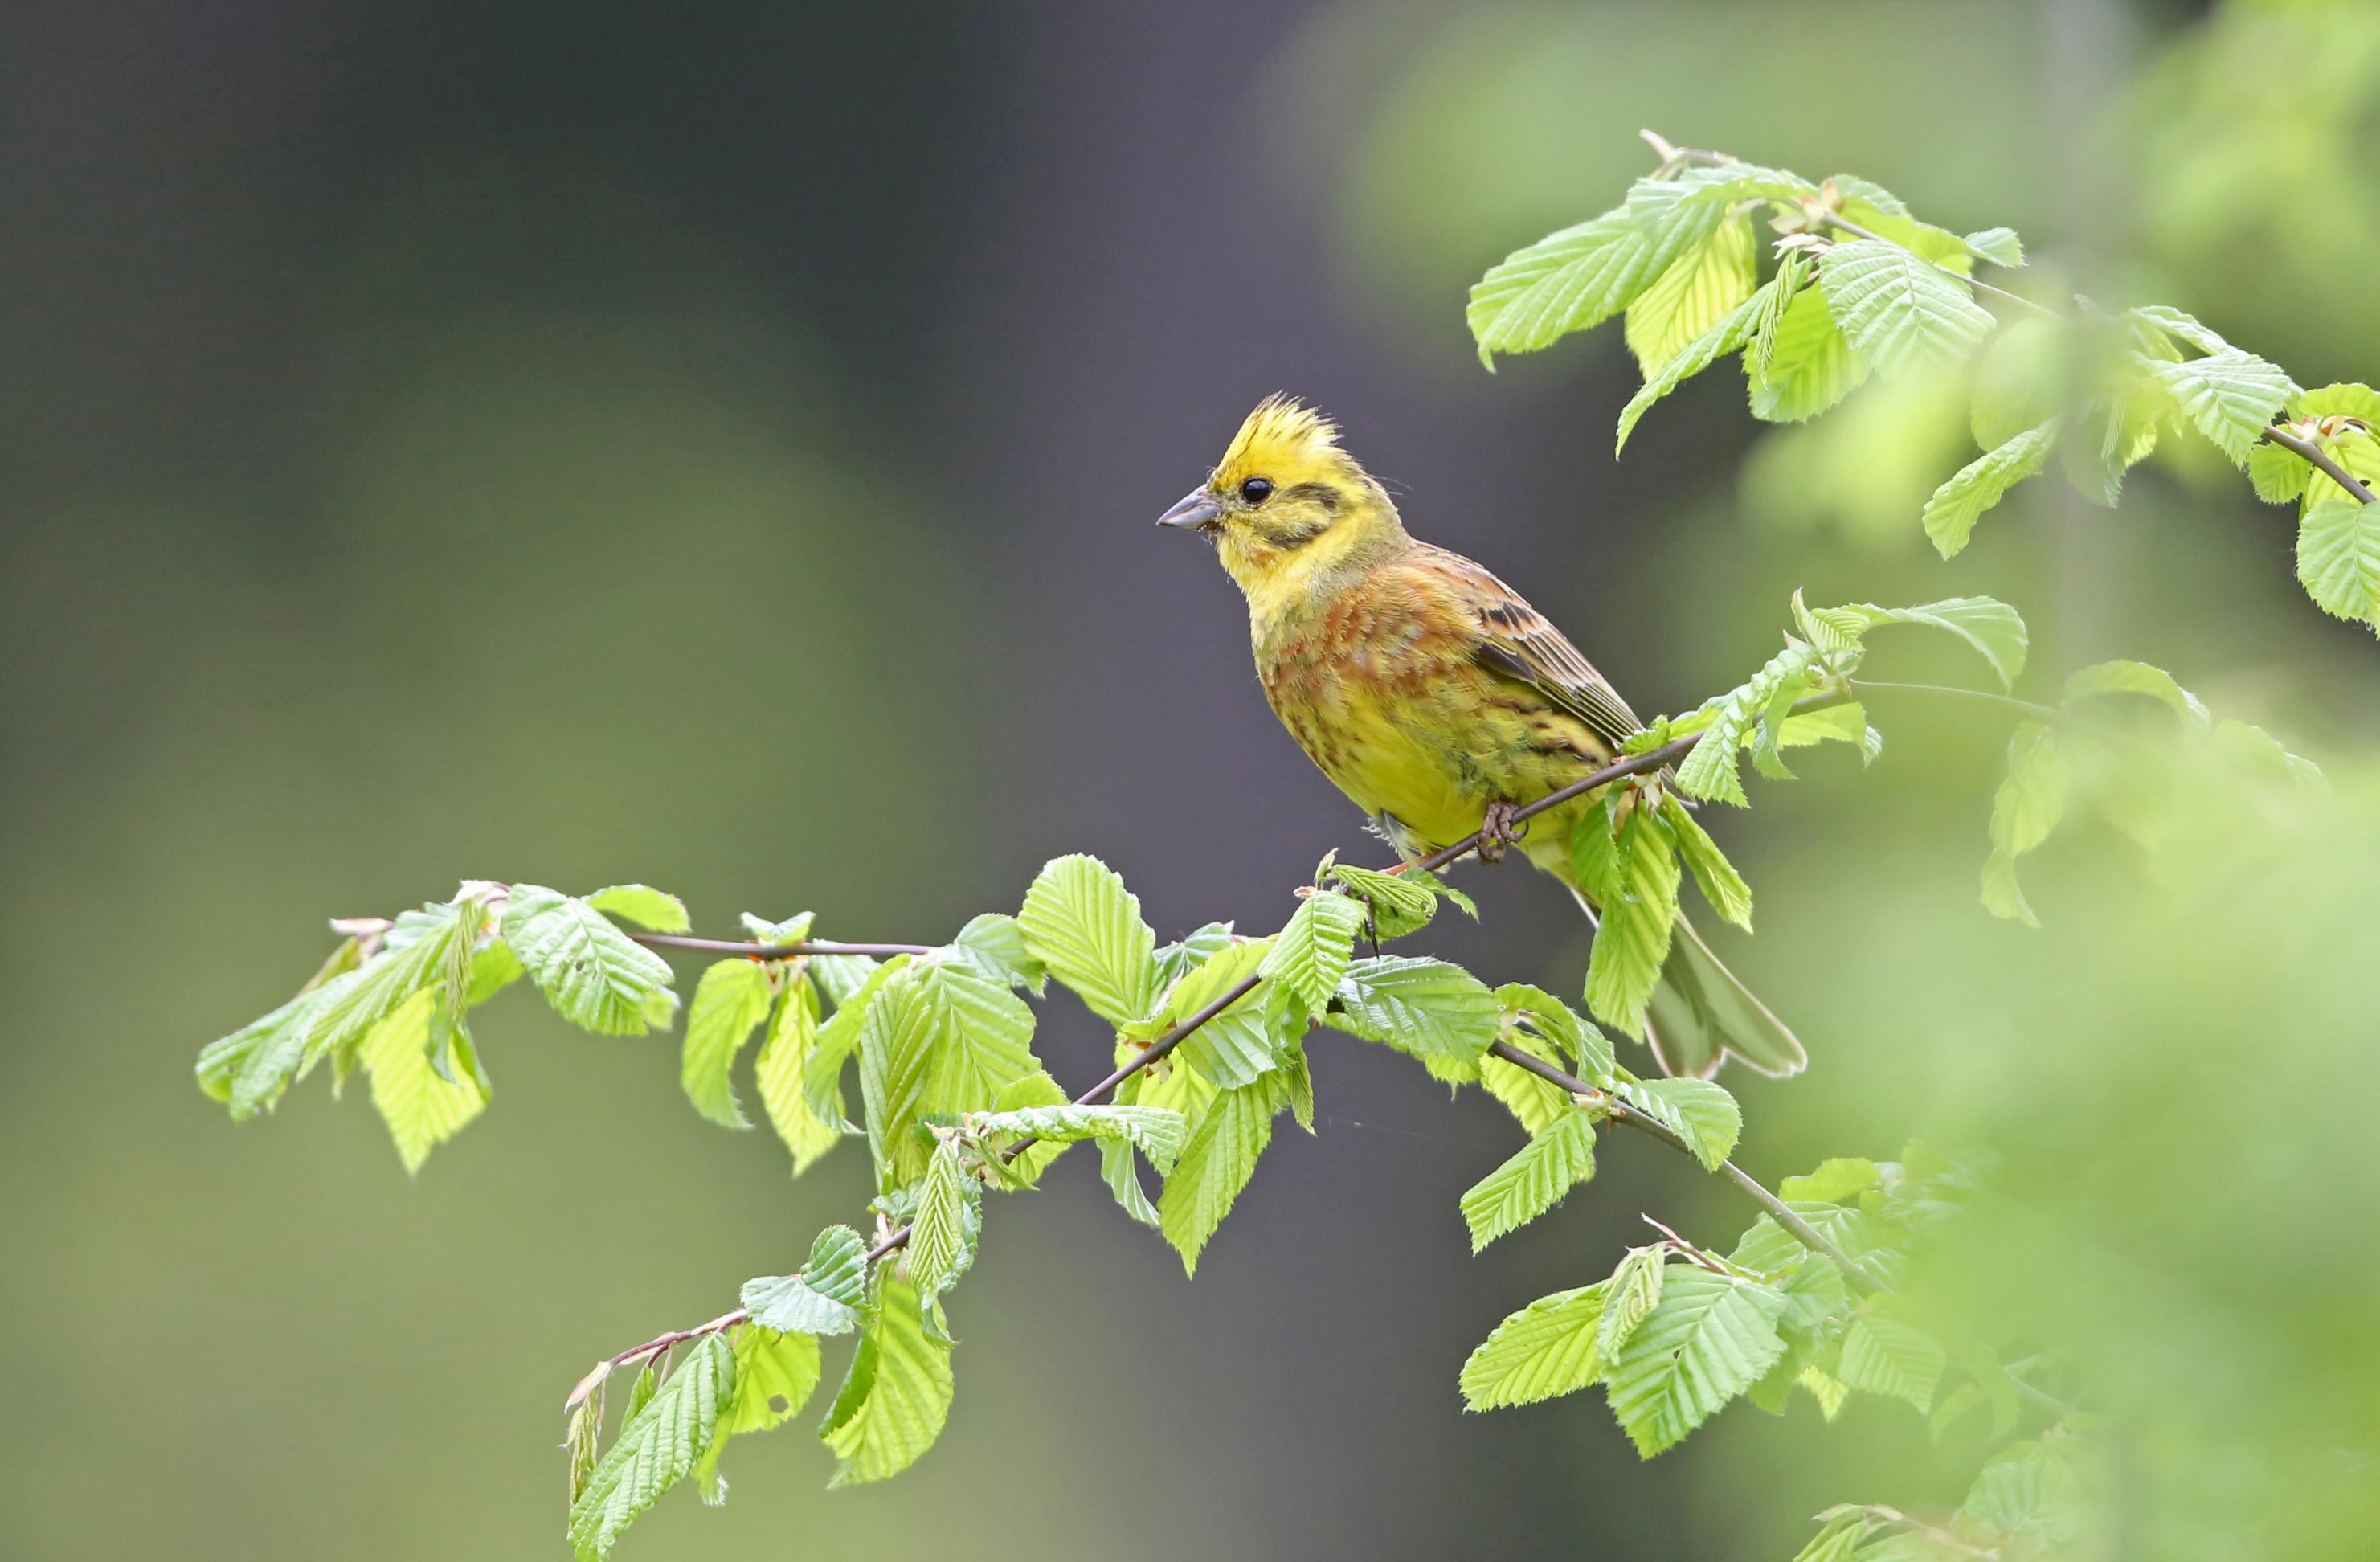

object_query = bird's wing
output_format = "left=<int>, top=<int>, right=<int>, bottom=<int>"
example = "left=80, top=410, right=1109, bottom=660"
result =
left=1413, top=546, right=1645, bottom=752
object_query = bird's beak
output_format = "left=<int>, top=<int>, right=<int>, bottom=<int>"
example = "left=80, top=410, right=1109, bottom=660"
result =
left=1156, top=487, right=1223, bottom=532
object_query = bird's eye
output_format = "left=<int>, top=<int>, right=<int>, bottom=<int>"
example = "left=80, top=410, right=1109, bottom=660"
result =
left=1239, top=476, right=1274, bottom=505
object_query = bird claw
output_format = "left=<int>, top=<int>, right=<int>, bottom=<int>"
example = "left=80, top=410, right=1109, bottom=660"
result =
left=1478, top=802, right=1528, bottom=864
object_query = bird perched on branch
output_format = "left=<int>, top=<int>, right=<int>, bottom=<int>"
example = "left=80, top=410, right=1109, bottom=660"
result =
left=1157, top=395, right=1801, bottom=1077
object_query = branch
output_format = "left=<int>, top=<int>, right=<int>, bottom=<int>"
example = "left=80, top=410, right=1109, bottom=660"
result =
left=1484, top=1037, right=1887, bottom=1294
left=578, top=967, right=1264, bottom=1391
left=1643, top=129, right=2374, bottom=525
left=2262, top=422, right=2377, bottom=505
left=588, top=674, right=2078, bottom=1388
left=1408, top=691, right=1850, bottom=876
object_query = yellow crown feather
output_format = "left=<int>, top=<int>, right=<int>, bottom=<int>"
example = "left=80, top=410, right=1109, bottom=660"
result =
left=1216, top=395, right=1350, bottom=488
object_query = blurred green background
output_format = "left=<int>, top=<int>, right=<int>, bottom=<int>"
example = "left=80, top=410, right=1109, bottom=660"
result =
left=6, top=0, right=2379, bottom=1556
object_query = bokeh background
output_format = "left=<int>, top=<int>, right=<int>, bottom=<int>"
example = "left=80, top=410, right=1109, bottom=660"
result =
left=7, top=0, right=2380, bottom=1556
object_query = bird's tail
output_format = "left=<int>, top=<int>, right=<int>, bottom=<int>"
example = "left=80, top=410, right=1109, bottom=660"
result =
left=1567, top=890, right=1806, bottom=1079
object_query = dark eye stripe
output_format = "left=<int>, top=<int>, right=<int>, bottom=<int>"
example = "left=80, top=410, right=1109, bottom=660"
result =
left=1277, top=481, right=1341, bottom=513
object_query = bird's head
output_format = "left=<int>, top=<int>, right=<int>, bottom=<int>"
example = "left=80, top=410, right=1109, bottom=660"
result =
left=1157, top=395, right=1405, bottom=611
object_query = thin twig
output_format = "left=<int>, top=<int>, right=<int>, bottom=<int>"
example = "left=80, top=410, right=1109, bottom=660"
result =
left=1486, top=1037, right=1887, bottom=1295
left=576, top=968, right=1263, bottom=1393
left=583, top=672, right=2092, bottom=1388
left=2262, top=423, right=2376, bottom=505
left=1409, top=692, right=1850, bottom=876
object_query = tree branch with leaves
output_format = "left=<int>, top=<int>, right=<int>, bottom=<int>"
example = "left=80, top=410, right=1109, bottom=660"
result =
left=197, top=539, right=2310, bottom=1558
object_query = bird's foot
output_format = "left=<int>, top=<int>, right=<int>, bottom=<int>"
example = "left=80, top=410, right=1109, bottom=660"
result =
left=1478, top=801, right=1528, bottom=864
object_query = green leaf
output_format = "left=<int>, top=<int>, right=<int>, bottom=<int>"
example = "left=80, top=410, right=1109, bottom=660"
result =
left=906, top=1139, right=972, bottom=1300
left=913, top=955, right=1041, bottom=1110
left=1478, top=1027, right=1573, bottom=1135
left=755, top=975, right=841, bottom=1175
left=1459, top=1285, right=1607, bottom=1411
left=820, top=1278, right=954, bottom=1486
left=1495, top=983, right=1615, bottom=1082
left=1815, top=239, right=1996, bottom=378
left=1577, top=805, right=1682, bottom=1039
left=2141, top=348, right=2298, bottom=466
left=2296, top=496, right=2380, bottom=624
left=1328, top=862, right=1437, bottom=940
left=1619, top=1077, right=1740, bottom=1169
left=1838, top=1313, right=1947, bottom=1413
left=1324, top=955, right=1499, bottom=1077
left=681, top=959, right=772, bottom=1130
left=2062, top=660, right=2210, bottom=723
left=970, top=1070, right=1073, bottom=1188
left=1790, top=1513, right=1873, bottom=1562
left=1158, top=1077, right=1282, bottom=1275
left=808, top=951, right=880, bottom=1008
left=1616, top=279, right=1773, bottom=454
left=584, top=885, right=691, bottom=934
left=1672, top=642, right=1818, bottom=806
left=1959, top=1438, right=2086, bottom=1539
left=1780, top=1158, right=1882, bottom=1204
left=1603, top=1268, right=1788, bottom=1456
left=2249, top=436, right=2312, bottom=504
left=740, top=1225, right=870, bottom=1336
left=1747, top=280, right=1867, bottom=423
left=1279, top=1033, right=1315, bottom=1133
left=1159, top=938, right=1280, bottom=1089
left=1597, top=1249, right=1666, bottom=1360
left=950, top=912, right=1045, bottom=994
left=2214, top=719, right=2325, bottom=787
left=1260, top=891, right=1366, bottom=1012
left=1469, top=211, right=1642, bottom=366
left=1981, top=722, right=2067, bottom=927
left=860, top=956, right=1041, bottom=1190
left=1818, top=597, right=2029, bottom=689
left=198, top=973, right=344, bottom=1121
left=802, top=954, right=905, bottom=1128
left=1151, top=920, right=1237, bottom=992
left=308, top=901, right=477, bottom=1073
left=1624, top=214, right=1756, bottom=376
left=503, top=885, right=677, bottom=1036
left=1468, top=174, right=1727, bottom=367
left=1659, top=794, right=1752, bottom=930
left=1921, top=419, right=2057, bottom=558
left=567, top=1333, right=734, bottom=1562
left=1016, top=855, right=1158, bottom=1027
left=2129, top=303, right=2235, bottom=356
left=361, top=988, right=489, bottom=1174
left=1458, top=1110, right=1596, bottom=1252
left=1100, top=1136, right=1159, bottom=1227
left=1962, top=227, right=2024, bottom=267
left=966, top=1103, right=1188, bottom=1173
left=854, top=968, right=944, bottom=1191
left=696, top=1324, right=822, bottom=1490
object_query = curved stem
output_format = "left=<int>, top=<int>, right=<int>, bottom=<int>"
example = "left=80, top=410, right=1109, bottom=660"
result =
left=575, top=968, right=1263, bottom=1396
left=1410, top=692, right=1851, bottom=875
left=2263, top=423, right=2376, bottom=505
left=583, top=668, right=2073, bottom=1390
left=1485, top=1038, right=1886, bottom=1295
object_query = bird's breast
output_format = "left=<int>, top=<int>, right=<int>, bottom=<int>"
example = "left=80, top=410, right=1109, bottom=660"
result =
left=1254, top=595, right=1493, bottom=849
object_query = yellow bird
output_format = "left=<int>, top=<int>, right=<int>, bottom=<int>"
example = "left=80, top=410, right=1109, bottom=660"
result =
left=1158, top=395, right=1802, bottom=1078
